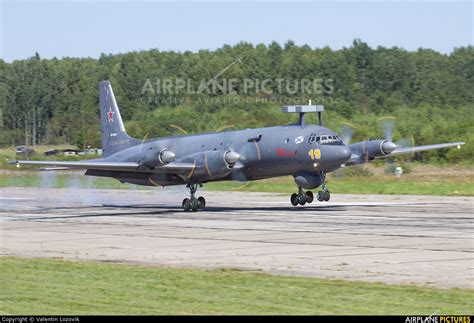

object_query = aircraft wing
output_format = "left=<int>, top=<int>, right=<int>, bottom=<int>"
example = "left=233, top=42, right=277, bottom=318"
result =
left=13, top=160, right=140, bottom=170
left=377, top=142, right=465, bottom=157
left=12, top=160, right=196, bottom=173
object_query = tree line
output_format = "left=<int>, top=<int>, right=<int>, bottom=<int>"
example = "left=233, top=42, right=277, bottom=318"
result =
left=0, top=40, right=472, bottom=162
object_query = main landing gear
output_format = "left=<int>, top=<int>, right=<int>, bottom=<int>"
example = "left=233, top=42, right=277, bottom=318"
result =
left=291, top=187, right=314, bottom=206
left=182, top=183, right=206, bottom=212
left=290, top=173, right=331, bottom=206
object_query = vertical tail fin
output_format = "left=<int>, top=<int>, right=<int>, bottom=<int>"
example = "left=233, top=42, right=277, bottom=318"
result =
left=99, top=80, right=139, bottom=157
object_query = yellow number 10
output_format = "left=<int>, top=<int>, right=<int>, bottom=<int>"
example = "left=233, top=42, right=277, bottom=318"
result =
left=308, top=149, right=321, bottom=160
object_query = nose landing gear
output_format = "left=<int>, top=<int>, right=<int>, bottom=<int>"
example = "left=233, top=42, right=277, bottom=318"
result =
left=317, top=172, right=331, bottom=202
left=317, top=189, right=330, bottom=202
left=182, top=183, right=206, bottom=212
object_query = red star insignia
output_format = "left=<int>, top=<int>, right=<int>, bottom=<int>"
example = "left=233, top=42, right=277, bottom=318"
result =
left=107, top=108, right=115, bottom=122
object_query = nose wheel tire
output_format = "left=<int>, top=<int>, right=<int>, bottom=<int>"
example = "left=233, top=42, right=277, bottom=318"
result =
left=323, top=190, right=330, bottom=201
left=317, top=190, right=330, bottom=202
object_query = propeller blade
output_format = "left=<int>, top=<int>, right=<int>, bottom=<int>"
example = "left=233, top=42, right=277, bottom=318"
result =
left=377, top=116, right=397, bottom=142
left=395, top=136, right=415, bottom=157
left=340, top=122, right=356, bottom=145
left=138, top=133, right=149, bottom=153
left=215, top=125, right=235, bottom=132
left=169, top=124, right=188, bottom=135
left=230, top=165, right=248, bottom=182
left=396, top=137, right=414, bottom=148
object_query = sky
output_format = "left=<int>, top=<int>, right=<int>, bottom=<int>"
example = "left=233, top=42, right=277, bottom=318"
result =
left=0, top=0, right=472, bottom=62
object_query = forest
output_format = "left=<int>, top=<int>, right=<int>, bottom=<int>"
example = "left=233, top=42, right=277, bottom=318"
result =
left=0, top=40, right=472, bottom=163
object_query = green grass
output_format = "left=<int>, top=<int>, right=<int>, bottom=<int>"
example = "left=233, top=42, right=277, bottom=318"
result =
left=0, top=257, right=472, bottom=315
left=0, top=171, right=473, bottom=196
left=206, top=176, right=474, bottom=196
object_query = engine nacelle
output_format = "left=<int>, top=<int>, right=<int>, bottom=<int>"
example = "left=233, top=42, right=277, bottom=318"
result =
left=140, top=147, right=176, bottom=168
left=349, top=139, right=397, bottom=161
left=294, top=172, right=323, bottom=189
left=182, top=150, right=241, bottom=181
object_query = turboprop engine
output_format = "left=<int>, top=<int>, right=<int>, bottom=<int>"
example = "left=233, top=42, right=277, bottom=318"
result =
left=348, top=139, right=397, bottom=162
left=183, top=150, right=241, bottom=181
left=140, top=147, right=176, bottom=168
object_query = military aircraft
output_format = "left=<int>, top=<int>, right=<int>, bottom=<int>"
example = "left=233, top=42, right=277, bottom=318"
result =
left=14, top=81, right=465, bottom=211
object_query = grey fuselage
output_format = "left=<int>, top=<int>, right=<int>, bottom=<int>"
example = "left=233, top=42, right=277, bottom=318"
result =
left=86, top=123, right=352, bottom=187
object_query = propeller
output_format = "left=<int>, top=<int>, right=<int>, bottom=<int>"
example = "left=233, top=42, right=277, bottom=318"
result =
left=338, top=116, right=417, bottom=176
left=339, top=122, right=356, bottom=145
left=356, top=116, right=401, bottom=170
left=377, top=116, right=415, bottom=158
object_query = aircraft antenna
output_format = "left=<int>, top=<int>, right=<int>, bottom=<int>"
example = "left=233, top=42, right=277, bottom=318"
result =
left=282, top=104, right=324, bottom=127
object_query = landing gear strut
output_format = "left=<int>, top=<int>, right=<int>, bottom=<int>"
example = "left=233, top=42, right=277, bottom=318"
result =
left=182, top=183, right=206, bottom=212
left=317, top=171, right=330, bottom=202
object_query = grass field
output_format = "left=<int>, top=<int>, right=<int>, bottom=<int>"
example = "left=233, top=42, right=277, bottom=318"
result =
left=0, top=257, right=472, bottom=315
left=205, top=175, right=474, bottom=196
left=1, top=166, right=473, bottom=196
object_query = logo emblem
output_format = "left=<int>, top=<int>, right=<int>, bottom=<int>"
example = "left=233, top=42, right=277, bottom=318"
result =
left=295, top=136, right=304, bottom=144
left=107, top=107, right=115, bottom=123
left=276, top=148, right=297, bottom=157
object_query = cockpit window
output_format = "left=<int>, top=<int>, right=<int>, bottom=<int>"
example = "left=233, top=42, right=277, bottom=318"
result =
left=308, top=133, right=344, bottom=145
left=316, top=134, right=343, bottom=145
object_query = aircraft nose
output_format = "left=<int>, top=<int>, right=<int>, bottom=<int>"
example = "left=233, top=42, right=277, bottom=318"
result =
left=336, top=146, right=352, bottom=163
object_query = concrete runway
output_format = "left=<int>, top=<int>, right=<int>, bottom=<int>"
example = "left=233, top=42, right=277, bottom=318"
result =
left=1, top=187, right=473, bottom=288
